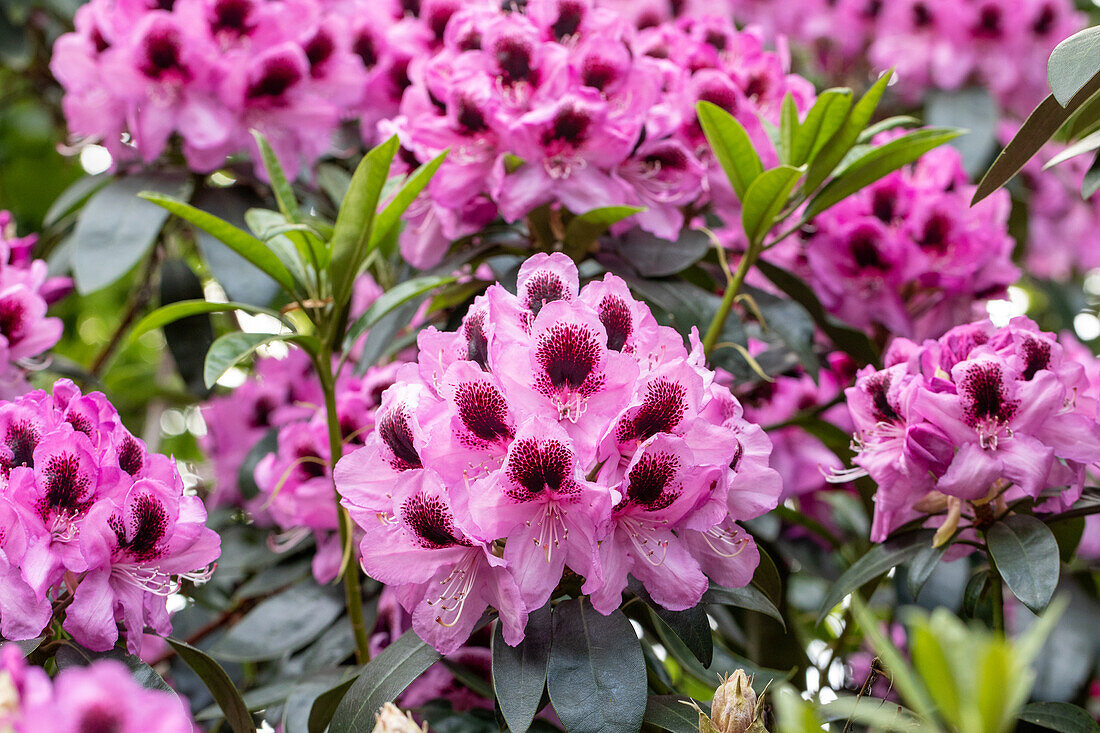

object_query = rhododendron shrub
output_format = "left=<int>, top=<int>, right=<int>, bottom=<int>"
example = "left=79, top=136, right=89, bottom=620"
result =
left=334, top=253, right=780, bottom=653
left=7, top=0, right=1100, bottom=728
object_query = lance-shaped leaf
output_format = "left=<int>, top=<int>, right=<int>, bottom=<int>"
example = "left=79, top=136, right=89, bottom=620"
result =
left=343, top=274, right=455, bottom=352
left=167, top=638, right=256, bottom=733
left=697, top=101, right=763, bottom=201
left=492, top=604, right=552, bottom=733
left=791, top=88, right=853, bottom=166
left=987, top=514, right=1060, bottom=614
left=130, top=299, right=291, bottom=341
left=141, top=193, right=298, bottom=294
left=804, top=70, right=892, bottom=194
left=741, top=165, right=802, bottom=246
left=204, top=331, right=320, bottom=388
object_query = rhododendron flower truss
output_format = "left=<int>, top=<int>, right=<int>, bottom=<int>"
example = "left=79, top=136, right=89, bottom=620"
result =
left=833, top=317, right=1100, bottom=544
left=0, top=647, right=195, bottom=733
left=336, top=253, right=781, bottom=652
left=0, top=380, right=219, bottom=654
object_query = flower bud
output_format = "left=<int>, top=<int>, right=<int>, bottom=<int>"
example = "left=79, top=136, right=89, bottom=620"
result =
left=710, top=670, right=757, bottom=733
left=372, top=702, right=428, bottom=733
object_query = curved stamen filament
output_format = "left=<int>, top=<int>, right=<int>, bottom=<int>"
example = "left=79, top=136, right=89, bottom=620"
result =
left=428, top=551, right=479, bottom=628
left=622, top=517, right=669, bottom=566
left=701, top=525, right=748, bottom=559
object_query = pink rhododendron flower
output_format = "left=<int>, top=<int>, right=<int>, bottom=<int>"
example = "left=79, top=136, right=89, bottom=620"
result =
left=0, top=646, right=195, bottom=733
left=766, top=144, right=1017, bottom=341
left=0, top=212, right=68, bottom=399
left=336, top=253, right=780, bottom=653
left=834, top=318, right=1100, bottom=542
left=0, top=380, right=219, bottom=654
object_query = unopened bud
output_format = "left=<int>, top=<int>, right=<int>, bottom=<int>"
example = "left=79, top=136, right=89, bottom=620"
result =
left=710, top=670, right=757, bottom=733
left=371, top=702, right=428, bottom=733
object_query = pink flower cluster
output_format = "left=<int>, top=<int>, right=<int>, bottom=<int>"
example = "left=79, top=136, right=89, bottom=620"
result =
left=0, top=646, right=194, bottom=732
left=0, top=212, right=70, bottom=400
left=838, top=317, right=1100, bottom=542
left=1009, top=126, right=1100, bottom=280
left=383, top=1, right=814, bottom=267
left=50, top=0, right=426, bottom=175
left=335, top=253, right=781, bottom=653
left=0, top=380, right=220, bottom=654
left=727, top=0, right=1082, bottom=114
left=767, top=144, right=1018, bottom=341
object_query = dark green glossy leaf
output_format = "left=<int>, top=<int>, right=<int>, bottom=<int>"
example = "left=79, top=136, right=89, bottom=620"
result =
left=630, top=579, right=712, bottom=667
left=329, top=629, right=442, bottom=733
left=492, top=604, right=552, bottom=733
left=1021, top=702, right=1100, bottom=733
left=73, top=173, right=192, bottom=294
left=702, top=583, right=785, bottom=628
left=1050, top=516, right=1086, bottom=563
left=974, top=72, right=1100, bottom=203
left=697, top=101, right=763, bottom=201
left=643, top=696, right=702, bottom=733
left=210, top=581, right=343, bottom=662
left=141, top=192, right=297, bottom=294
left=547, top=598, right=646, bottom=733
left=816, top=529, right=936, bottom=625
left=54, top=642, right=174, bottom=695
left=906, top=542, right=947, bottom=600
left=987, top=514, right=1060, bottom=614
left=167, top=638, right=256, bottom=733
left=755, top=259, right=878, bottom=364
left=308, top=677, right=359, bottom=733
left=615, top=227, right=710, bottom=278
left=1048, top=27, right=1100, bottom=105
left=159, top=258, right=215, bottom=396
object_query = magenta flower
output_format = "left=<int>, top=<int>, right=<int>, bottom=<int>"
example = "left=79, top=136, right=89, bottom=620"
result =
left=337, top=253, right=780, bottom=652
left=0, top=380, right=219, bottom=653
left=836, top=318, right=1100, bottom=542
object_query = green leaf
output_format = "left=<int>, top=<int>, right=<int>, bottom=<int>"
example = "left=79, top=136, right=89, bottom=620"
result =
left=848, top=596, right=936, bottom=721
left=1020, top=702, right=1100, bottom=733
left=805, top=127, right=963, bottom=219
left=204, top=331, right=320, bottom=388
left=369, top=150, right=448, bottom=252
left=974, top=72, right=1100, bottom=203
left=755, top=259, right=879, bottom=365
left=492, top=604, right=552, bottom=733
left=43, top=173, right=111, bottom=228
left=546, top=598, right=646, bottom=733
left=210, top=581, right=344, bottom=662
left=643, top=696, right=702, bottom=733
left=909, top=624, right=960, bottom=725
left=1050, top=515, right=1086, bottom=563
left=697, top=101, right=763, bottom=201
left=130, top=299, right=289, bottom=341
left=702, top=583, right=785, bottom=628
left=791, top=88, right=853, bottom=166
left=53, top=642, right=175, bottom=695
left=925, top=87, right=999, bottom=176
left=308, top=677, right=359, bottom=733
left=252, top=131, right=300, bottom=221
left=987, top=514, right=1060, bottom=614
left=630, top=579, right=712, bottom=667
left=1084, top=150, right=1100, bottom=198
left=815, top=529, right=936, bottom=625
left=317, top=162, right=352, bottom=206
left=329, top=629, right=442, bottom=733
left=73, top=173, right=193, bottom=294
left=615, top=227, right=710, bottom=278
left=329, top=136, right=399, bottom=317
left=1048, top=27, right=1100, bottom=106
left=906, top=542, right=947, bottom=600
left=141, top=192, right=298, bottom=294
left=1044, top=128, right=1100, bottom=168
left=804, top=70, right=892, bottom=194
left=741, top=165, right=802, bottom=246
left=343, top=274, right=455, bottom=351
left=778, top=93, right=798, bottom=164
left=562, top=205, right=643, bottom=259
left=167, top=638, right=256, bottom=733
left=857, top=115, right=921, bottom=143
